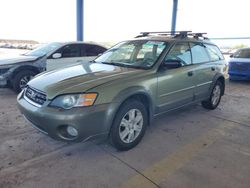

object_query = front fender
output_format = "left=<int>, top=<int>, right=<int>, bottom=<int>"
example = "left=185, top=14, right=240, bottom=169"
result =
left=103, top=86, right=155, bottom=133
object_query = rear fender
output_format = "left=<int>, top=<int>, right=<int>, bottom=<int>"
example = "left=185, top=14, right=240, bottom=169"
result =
left=209, top=73, right=225, bottom=96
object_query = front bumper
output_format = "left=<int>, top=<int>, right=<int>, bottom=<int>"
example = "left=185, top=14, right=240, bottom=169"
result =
left=17, top=92, right=112, bottom=142
left=228, top=71, right=250, bottom=80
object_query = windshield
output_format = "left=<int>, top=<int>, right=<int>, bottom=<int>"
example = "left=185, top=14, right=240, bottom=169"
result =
left=234, top=49, right=250, bottom=58
left=24, top=42, right=61, bottom=57
left=95, top=40, right=168, bottom=69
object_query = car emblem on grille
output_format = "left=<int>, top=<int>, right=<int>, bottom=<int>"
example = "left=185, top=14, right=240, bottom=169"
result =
left=28, top=90, right=36, bottom=99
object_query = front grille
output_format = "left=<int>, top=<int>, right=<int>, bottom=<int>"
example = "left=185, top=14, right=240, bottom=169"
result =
left=229, top=62, right=250, bottom=72
left=25, top=86, right=46, bottom=106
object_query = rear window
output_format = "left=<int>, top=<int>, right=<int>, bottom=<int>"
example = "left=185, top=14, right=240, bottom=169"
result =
left=205, top=44, right=224, bottom=61
left=83, top=44, right=107, bottom=56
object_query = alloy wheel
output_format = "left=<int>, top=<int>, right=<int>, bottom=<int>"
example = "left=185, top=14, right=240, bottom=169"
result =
left=19, top=75, right=33, bottom=90
left=211, top=85, right=221, bottom=106
left=119, top=109, right=143, bottom=144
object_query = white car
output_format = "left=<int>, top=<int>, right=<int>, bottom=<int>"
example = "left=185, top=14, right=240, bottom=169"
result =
left=0, top=42, right=107, bottom=92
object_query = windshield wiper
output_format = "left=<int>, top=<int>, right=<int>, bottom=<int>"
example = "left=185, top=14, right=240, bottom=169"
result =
left=102, top=62, right=145, bottom=69
left=101, top=62, right=131, bottom=68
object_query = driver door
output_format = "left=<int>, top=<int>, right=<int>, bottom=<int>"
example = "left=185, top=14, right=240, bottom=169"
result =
left=46, top=44, right=82, bottom=71
left=156, top=42, right=195, bottom=113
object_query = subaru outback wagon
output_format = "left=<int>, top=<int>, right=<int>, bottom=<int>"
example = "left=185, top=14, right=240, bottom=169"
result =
left=17, top=31, right=228, bottom=151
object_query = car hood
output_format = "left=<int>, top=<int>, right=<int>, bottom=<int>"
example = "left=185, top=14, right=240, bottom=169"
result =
left=28, top=62, right=143, bottom=99
left=229, top=58, right=250, bottom=64
left=0, top=54, right=39, bottom=66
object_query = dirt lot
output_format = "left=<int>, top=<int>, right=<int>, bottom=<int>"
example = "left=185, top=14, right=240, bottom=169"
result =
left=0, top=81, right=249, bottom=188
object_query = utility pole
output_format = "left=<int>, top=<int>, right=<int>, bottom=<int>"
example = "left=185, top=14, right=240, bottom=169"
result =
left=171, top=0, right=178, bottom=35
left=77, top=0, right=84, bottom=41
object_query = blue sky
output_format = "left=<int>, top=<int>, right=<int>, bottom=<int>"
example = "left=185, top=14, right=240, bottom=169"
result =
left=0, top=0, right=249, bottom=46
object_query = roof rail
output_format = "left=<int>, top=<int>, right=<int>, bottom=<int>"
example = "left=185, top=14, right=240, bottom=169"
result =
left=135, top=31, right=209, bottom=40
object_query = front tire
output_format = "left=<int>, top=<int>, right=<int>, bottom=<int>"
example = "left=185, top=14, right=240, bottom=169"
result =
left=12, top=70, right=36, bottom=93
left=110, top=99, right=148, bottom=151
left=201, top=80, right=223, bottom=110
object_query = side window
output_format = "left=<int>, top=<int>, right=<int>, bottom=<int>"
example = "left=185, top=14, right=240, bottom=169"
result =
left=84, top=44, right=106, bottom=56
left=190, top=43, right=210, bottom=64
left=165, top=42, right=192, bottom=65
left=61, top=44, right=81, bottom=58
left=205, top=44, right=224, bottom=61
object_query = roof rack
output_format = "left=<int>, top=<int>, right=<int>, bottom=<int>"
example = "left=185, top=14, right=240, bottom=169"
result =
left=135, top=31, right=191, bottom=38
left=135, top=31, right=209, bottom=40
left=188, top=32, right=208, bottom=40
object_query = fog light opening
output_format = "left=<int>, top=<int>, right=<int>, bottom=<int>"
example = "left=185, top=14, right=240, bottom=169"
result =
left=66, top=126, right=78, bottom=137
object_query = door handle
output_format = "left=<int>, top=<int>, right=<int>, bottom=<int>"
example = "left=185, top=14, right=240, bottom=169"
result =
left=187, top=71, right=193, bottom=76
left=211, top=67, right=215, bottom=71
left=76, top=60, right=82, bottom=62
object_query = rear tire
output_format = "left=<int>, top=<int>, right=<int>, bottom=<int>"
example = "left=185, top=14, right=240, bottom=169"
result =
left=201, top=80, right=223, bottom=110
left=12, top=70, right=36, bottom=93
left=110, top=99, right=148, bottom=151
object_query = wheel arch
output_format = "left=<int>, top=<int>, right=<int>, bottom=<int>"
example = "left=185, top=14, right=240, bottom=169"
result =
left=10, top=65, right=40, bottom=80
left=106, top=86, right=154, bottom=134
left=217, top=76, right=225, bottom=95
left=210, top=73, right=225, bottom=96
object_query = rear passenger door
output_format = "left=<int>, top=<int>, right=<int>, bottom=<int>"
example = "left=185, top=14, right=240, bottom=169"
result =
left=81, top=44, right=107, bottom=63
left=190, top=42, right=217, bottom=100
left=156, top=42, right=195, bottom=113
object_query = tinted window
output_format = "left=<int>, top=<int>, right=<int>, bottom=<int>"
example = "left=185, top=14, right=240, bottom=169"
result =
left=61, top=44, right=81, bottom=58
left=190, top=43, right=210, bottom=64
left=165, top=42, right=192, bottom=65
left=205, top=44, right=224, bottom=61
left=83, top=44, right=107, bottom=56
left=234, top=49, right=250, bottom=58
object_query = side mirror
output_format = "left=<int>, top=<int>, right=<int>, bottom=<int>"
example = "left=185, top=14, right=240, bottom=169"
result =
left=161, top=59, right=182, bottom=69
left=52, top=53, right=62, bottom=59
left=229, top=54, right=233, bottom=58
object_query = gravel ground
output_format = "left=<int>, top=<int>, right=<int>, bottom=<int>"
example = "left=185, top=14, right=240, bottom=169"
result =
left=0, top=81, right=249, bottom=188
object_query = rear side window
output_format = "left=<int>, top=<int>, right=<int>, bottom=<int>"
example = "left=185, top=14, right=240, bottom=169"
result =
left=205, top=44, right=224, bottom=61
left=165, top=42, right=192, bottom=65
left=83, top=44, right=107, bottom=56
left=190, top=43, right=210, bottom=64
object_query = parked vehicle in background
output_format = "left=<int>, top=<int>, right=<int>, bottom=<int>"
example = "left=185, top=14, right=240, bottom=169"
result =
left=228, top=47, right=250, bottom=80
left=17, top=31, right=228, bottom=151
left=0, top=42, right=107, bottom=92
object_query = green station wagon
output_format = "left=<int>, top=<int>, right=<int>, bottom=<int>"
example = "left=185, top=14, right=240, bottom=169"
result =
left=17, top=31, right=228, bottom=151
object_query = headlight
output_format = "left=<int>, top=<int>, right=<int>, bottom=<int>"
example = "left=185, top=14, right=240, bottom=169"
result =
left=50, top=93, right=98, bottom=109
left=0, top=68, right=10, bottom=75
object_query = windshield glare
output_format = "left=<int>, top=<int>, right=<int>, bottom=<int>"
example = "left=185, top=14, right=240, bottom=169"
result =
left=24, top=42, right=61, bottom=57
left=95, top=40, right=168, bottom=69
